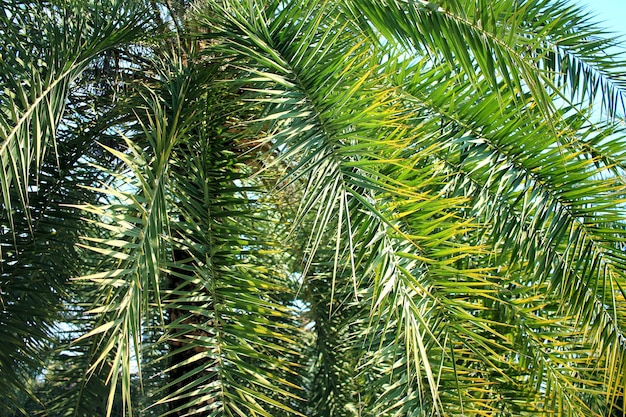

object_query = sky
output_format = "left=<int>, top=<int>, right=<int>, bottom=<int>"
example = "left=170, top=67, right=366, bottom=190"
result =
left=577, top=0, right=626, bottom=40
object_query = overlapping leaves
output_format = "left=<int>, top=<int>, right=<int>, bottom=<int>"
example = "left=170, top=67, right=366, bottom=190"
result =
left=3, top=0, right=626, bottom=416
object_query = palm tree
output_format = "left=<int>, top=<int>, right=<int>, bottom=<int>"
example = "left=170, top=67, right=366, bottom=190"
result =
left=2, top=0, right=626, bottom=415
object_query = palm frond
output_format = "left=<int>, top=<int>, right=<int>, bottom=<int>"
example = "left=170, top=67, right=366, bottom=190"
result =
left=0, top=0, right=151, bottom=234
left=3, top=0, right=626, bottom=416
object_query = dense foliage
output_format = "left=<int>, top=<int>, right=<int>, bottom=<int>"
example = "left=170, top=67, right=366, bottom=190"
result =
left=2, top=0, right=626, bottom=416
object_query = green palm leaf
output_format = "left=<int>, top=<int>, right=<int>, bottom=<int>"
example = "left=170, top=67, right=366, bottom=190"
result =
left=3, top=0, right=626, bottom=416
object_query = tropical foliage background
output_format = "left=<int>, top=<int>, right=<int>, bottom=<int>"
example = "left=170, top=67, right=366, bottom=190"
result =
left=2, top=0, right=626, bottom=415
